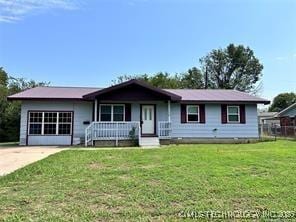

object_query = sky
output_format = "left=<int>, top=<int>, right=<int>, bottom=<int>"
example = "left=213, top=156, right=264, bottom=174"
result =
left=0, top=0, right=295, bottom=103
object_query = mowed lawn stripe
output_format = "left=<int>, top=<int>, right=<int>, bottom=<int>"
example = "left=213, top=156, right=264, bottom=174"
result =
left=0, top=140, right=296, bottom=221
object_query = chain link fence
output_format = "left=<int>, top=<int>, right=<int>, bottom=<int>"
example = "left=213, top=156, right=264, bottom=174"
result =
left=259, top=124, right=296, bottom=139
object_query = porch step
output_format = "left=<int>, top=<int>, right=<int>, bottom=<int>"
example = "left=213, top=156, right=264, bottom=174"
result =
left=139, top=137, right=160, bottom=147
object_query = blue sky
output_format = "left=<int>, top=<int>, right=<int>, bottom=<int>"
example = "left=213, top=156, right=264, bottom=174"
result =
left=0, top=0, right=295, bottom=102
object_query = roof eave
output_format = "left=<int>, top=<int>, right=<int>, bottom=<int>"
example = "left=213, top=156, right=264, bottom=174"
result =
left=180, top=100, right=270, bottom=104
left=275, top=102, right=296, bottom=117
left=7, top=97, right=91, bottom=101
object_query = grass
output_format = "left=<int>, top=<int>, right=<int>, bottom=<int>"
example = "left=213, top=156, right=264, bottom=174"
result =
left=0, top=142, right=19, bottom=148
left=0, top=141, right=296, bottom=221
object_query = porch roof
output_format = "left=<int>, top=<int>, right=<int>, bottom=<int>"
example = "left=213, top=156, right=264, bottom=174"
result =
left=82, top=79, right=182, bottom=101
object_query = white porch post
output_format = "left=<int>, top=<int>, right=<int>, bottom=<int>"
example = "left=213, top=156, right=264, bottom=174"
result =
left=168, top=100, right=171, bottom=122
left=94, top=99, right=98, bottom=122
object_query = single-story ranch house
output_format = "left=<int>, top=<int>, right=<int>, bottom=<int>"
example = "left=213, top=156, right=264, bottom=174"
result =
left=8, top=79, right=270, bottom=146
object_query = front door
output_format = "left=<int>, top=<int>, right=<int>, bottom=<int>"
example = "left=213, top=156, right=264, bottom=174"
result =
left=141, top=105, right=155, bottom=135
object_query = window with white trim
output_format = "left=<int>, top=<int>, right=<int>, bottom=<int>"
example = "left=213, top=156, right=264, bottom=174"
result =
left=29, top=112, right=42, bottom=135
left=99, top=104, right=125, bottom=122
left=227, top=106, right=240, bottom=123
left=187, top=105, right=199, bottom=122
left=44, top=112, right=57, bottom=135
left=28, top=111, right=72, bottom=135
left=58, top=112, right=72, bottom=135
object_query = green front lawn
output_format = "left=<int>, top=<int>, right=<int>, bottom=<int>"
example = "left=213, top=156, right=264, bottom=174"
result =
left=1, top=141, right=296, bottom=221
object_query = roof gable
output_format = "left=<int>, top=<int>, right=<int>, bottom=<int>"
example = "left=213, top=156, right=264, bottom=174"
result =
left=83, top=79, right=181, bottom=101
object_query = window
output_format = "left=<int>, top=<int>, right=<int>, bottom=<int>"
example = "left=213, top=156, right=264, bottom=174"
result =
left=100, top=105, right=112, bottom=121
left=58, top=112, right=72, bottom=135
left=227, top=106, right=240, bottom=123
left=28, top=111, right=72, bottom=135
left=44, top=112, right=57, bottom=135
left=187, top=105, right=199, bottom=122
left=99, top=104, right=125, bottom=122
left=113, top=105, right=124, bottom=121
left=29, top=112, right=42, bottom=135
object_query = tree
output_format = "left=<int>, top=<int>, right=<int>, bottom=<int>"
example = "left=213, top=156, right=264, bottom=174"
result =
left=180, top=67, right=204, bottom=89
left=113, top=68, right=204, bottom=89
left=112, top=72, right=181, bottom=88
left=147, top=72, right=181, bottom=89
left=0, top=68, right=9, bottom=140
left=269, top=92, right=296, bottom=112
left=112, top=74, right=149, bottom=85
left=200, top=44, right=263, bottom=93
left=0, top=67, right=49, bottom=142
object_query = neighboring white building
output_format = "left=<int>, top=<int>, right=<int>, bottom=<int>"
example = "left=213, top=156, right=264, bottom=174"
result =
left=258, top=112, right=280, bottom=125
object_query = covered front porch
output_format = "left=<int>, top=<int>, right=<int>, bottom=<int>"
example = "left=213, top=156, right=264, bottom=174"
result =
left=85, top=120, right=171, bottom=147
left=83, top=80, right=180, bottom=146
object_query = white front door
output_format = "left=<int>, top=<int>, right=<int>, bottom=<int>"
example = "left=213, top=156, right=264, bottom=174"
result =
left=141, top=105, right=155, bottom=134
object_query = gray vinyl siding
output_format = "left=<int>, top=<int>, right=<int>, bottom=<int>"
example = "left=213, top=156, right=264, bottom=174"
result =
left=19, top=100, right=259, bottom=145
left=20, top=100, right=93, bottom=145
left=170, top=103, right=259, bottom=138
left=27, top=136, right=72, bottom=146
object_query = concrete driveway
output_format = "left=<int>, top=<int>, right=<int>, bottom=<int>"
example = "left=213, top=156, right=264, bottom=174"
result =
left=0, top=147, right=66, bottom=176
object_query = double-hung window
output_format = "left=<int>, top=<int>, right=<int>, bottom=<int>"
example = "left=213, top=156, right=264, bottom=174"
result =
left=187, top=105, right=199, bottom=122
left=227, top=106, right=240, bottom=123
left=100, top=104, right=125, bottom=122
left=28, top=111, right=72, bottom=135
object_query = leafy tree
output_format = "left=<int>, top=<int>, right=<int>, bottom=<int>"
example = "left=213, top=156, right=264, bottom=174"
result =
left=112, top=74, right=149, bottom=85
left=113, top=68, right=204, bottom=89
left=200, top=44, right=263, bottom=92
left=114, top=44, right=263, bottom=92
left=0, top=67, right=49, bottom=142
left=0, top=67, right=8, bottom=86
left=112, top=72, right=181, bottom=88
left=147, top=72, right=181, bottom=88
left=0, top=68, right=9, bottom=140
left=180, top=67, right=204, bottom=89
left=269, top=92, right=296, bottom=112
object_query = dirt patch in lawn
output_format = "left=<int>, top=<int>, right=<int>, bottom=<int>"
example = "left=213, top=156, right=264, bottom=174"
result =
left=88, top=162, right=105, bottom=170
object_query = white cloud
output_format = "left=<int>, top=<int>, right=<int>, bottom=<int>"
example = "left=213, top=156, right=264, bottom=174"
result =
left=0, top=0, right=79, bottom=23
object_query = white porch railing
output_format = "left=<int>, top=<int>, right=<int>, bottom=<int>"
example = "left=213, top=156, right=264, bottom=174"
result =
left=85, top=122, right=141, bottom=146
left=158, top=121, right=171, bottom=139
